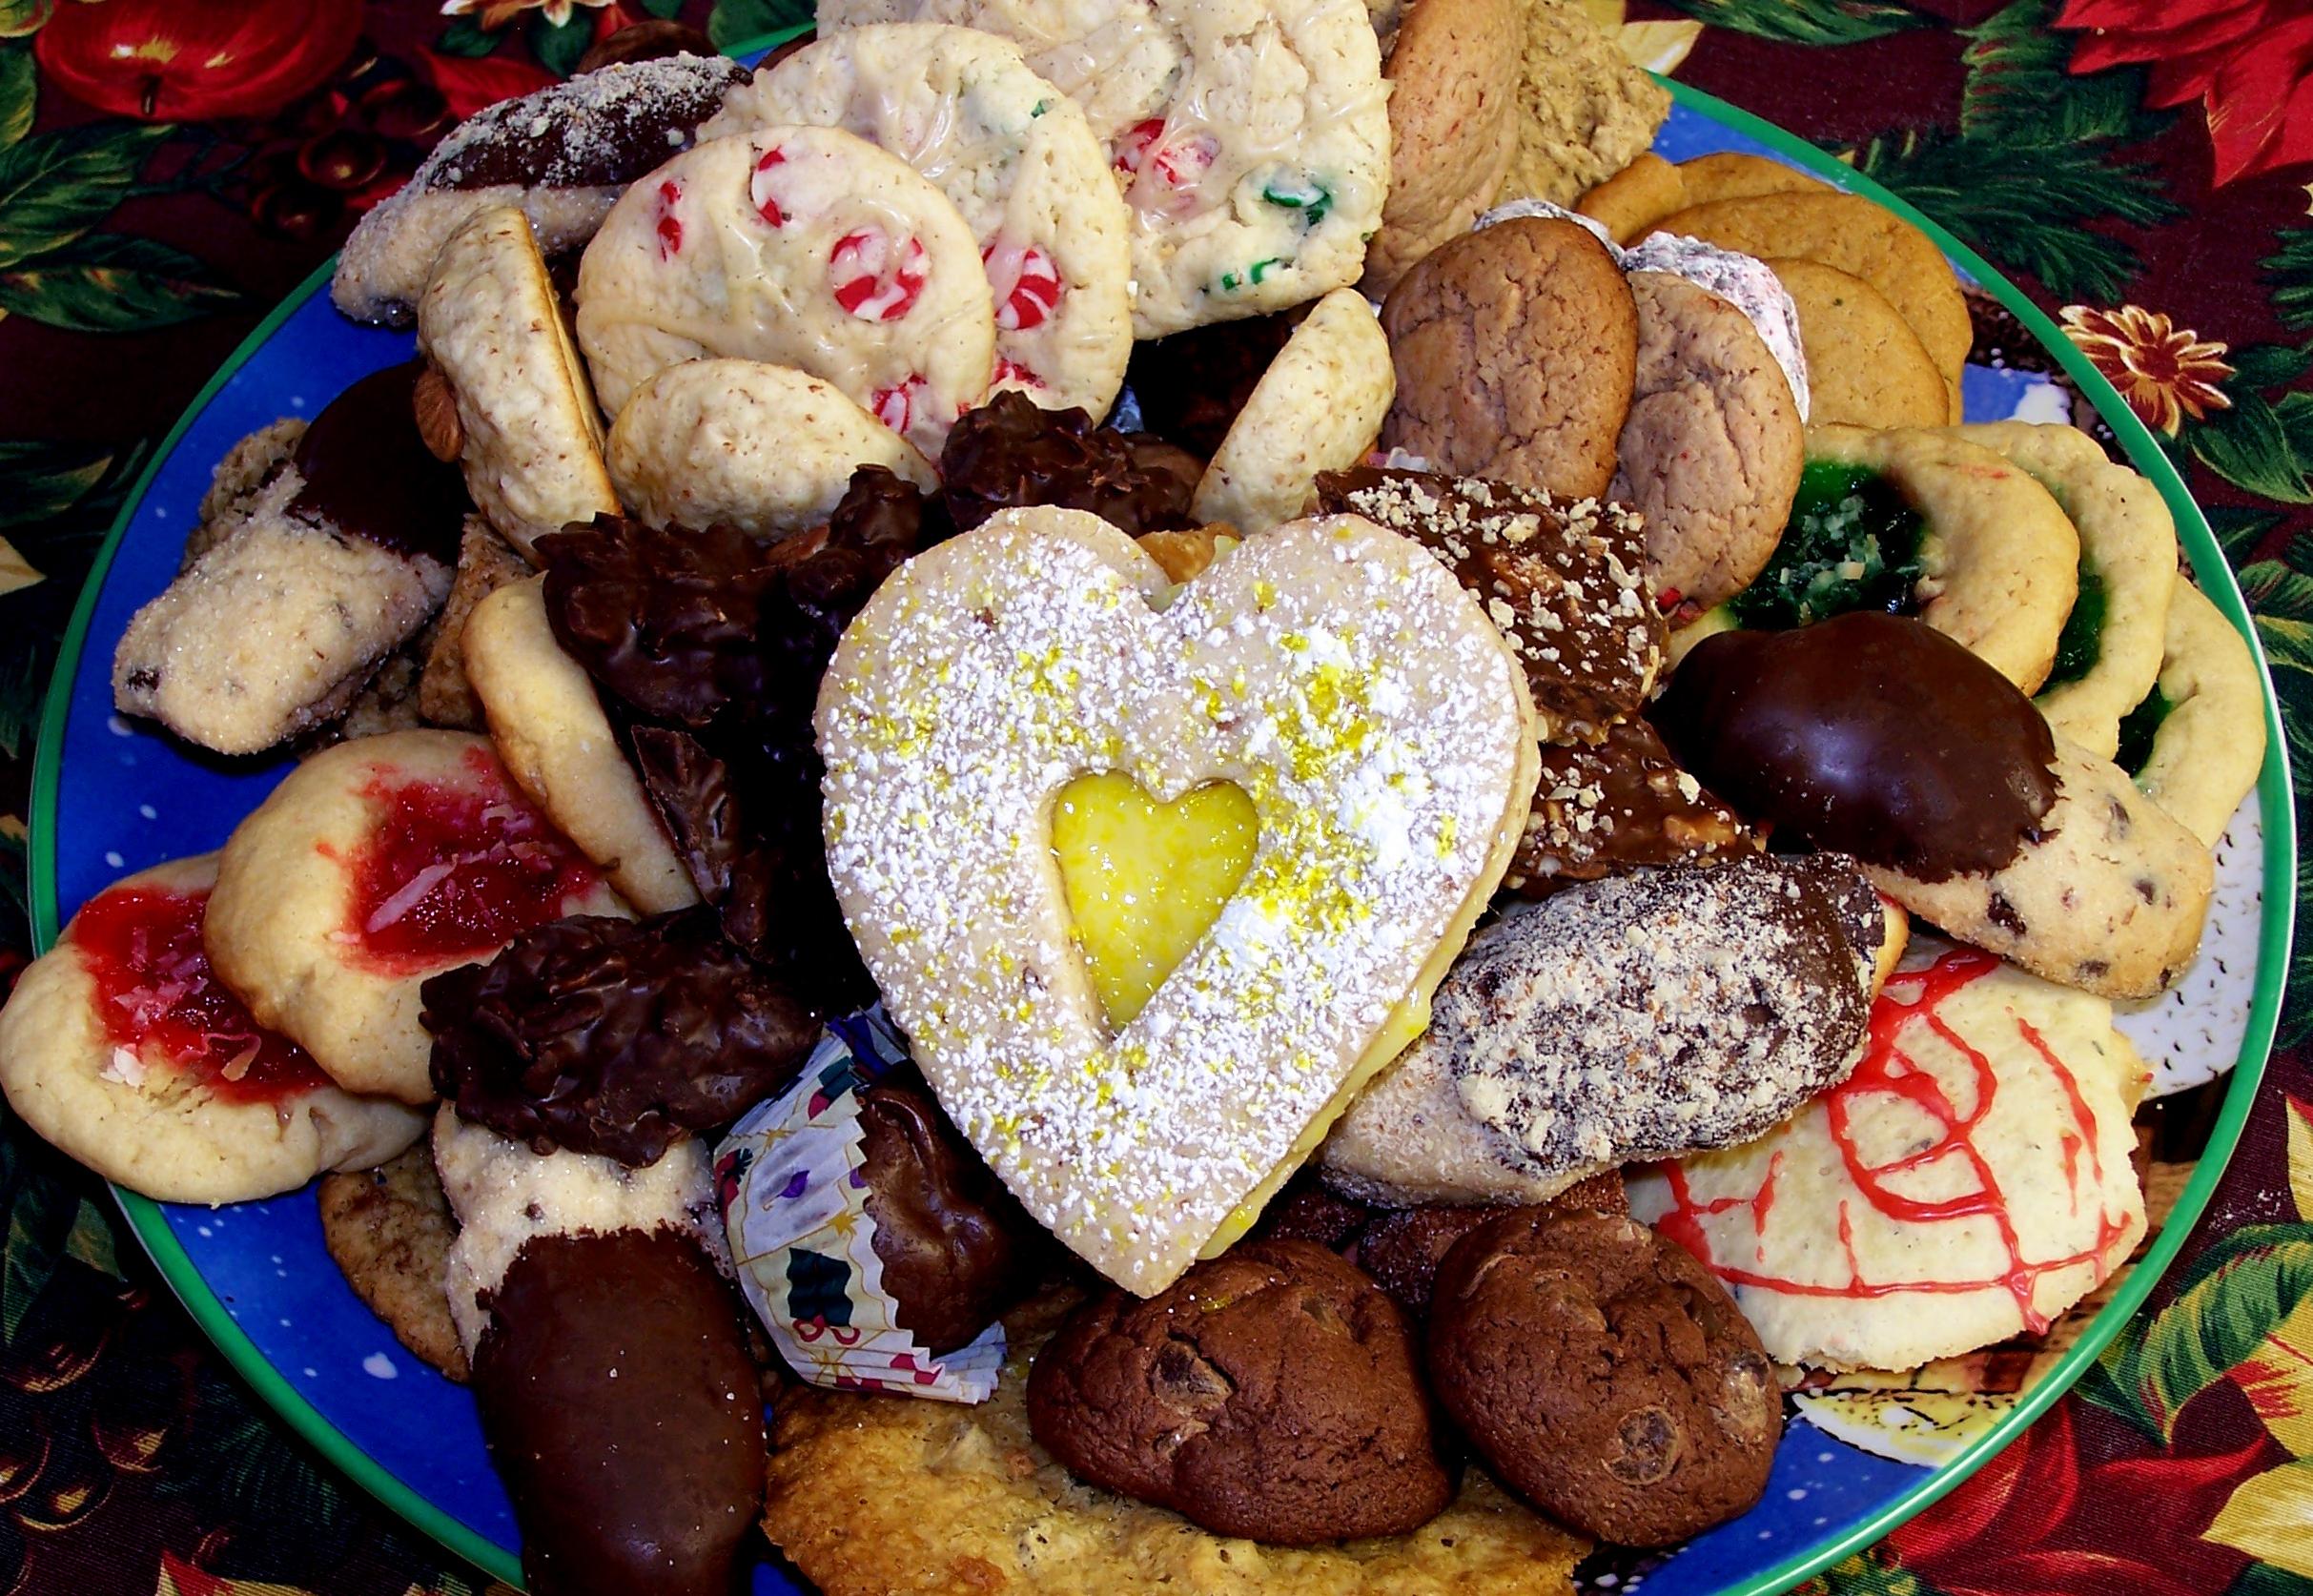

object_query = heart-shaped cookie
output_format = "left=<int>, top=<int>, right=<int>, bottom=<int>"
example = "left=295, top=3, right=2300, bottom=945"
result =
left=817, top=508, right=1538, bottom=1292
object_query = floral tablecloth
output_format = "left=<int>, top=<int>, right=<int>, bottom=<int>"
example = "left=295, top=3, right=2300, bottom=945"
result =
left=2, top=1, right=2311, bottom=1593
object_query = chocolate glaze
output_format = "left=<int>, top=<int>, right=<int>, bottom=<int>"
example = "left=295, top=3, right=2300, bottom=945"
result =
left=1651, top=612, right=2058, bottom=882
left=289, top=362, right=468, bottom=565
left=473, top=1228, right=766, bottom=1596
left=938, top=390, right=1198, bottom=536
left=429, top=54, right=748, bottom=192
left=854, top=1069, right=1046, bottom=1355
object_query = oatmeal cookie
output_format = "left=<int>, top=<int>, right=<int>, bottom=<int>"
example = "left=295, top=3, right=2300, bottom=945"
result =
left=1191, top=289, right=1393, bottom=532
left=317, top=1143, right=469, bottom=1381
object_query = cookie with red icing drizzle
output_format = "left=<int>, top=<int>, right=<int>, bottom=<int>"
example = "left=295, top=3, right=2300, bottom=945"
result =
left=1627, top=935, right=2150, bottom=1372
left=574, top=127, right=995, bottom=456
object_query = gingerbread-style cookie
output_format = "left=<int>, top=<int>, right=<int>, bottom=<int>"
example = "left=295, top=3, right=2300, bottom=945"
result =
left=575, top=127, right=997, bottom=454
left=1026, top=1239, right=1452, bottom=1543
left=1381, top=216, right=1638, bottom=502
left=0, top=855, right=422, bottom=1205
left=417, top=206, right=622, bottom=560
left=1769, top=258, right=1950, bottom=432
left=1361, top=0, right=1520, bottom=294
left=1426, top=1210, right=1780, bottom=1544
left=1611, top=269, right=1804, bottom=612
left=317, top=1144, right=469, bottom=1381
left=2133, top=580, right=2268, bottom=846
left=1190, top=289, right=1393, bottom=532
left=707, top=23, right=1135, bottom=414
left=205, top=730, right=627, bottom=1103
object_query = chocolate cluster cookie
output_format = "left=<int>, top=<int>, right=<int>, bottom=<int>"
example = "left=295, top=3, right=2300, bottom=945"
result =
left=1426, top=1211, right=1779, bottom=1545
left=1026, top=1239, right=1453, bottom=1544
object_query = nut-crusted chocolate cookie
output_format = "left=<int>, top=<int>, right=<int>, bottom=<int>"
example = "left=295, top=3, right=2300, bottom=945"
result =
left=1426, top=1211, right=1779, bottom=1545
left=1025, top=1238, right=1453, bottom=1545
left=1504, top=716, right=1752, bottom=896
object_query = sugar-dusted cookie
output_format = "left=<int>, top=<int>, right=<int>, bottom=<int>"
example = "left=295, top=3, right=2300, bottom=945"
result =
left=707, top=24, right=1135, bottom=414
left=332, top=53, right=748, bottom=327
left=114, top=365, right=462, bottom=756
left=1946, top=421, right=2178, bottom=761
left=2133, top=580, right=2268, bottom=846
left=575, top=128, right=996, bottom=454
left=1191, top=289, right=1393, bottom=532
left=1499, top=0, right=1668, bottom=207
left=317, top=1144, right=469, bottom=1381
left=0, top=854, right=422, bottom=1204
left=817, top=508, right=1538, bottom=1292
left=605, top=359, right=935, bottom=539
left=461, top=577, right=697, bottom=913
left=1612, top=270, right=1805, bottom=612
left=1361, top=0, right=1520, bottom=294
left=1382, top=216, right=1638, bottom=502
left=1768, top=257, right=1950, bottom=431
left=417, top=206, right=621, bottom=560
left=1629, top=939, right=2150, bottom=1371
left=206, top=730, right=627, bottom=1103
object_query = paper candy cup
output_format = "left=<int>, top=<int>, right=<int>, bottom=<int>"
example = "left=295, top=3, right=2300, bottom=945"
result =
left=715, top=1010, right=1006, bottom=1403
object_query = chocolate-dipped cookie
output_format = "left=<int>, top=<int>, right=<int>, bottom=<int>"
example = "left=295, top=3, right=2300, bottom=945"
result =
left=1426, top=1211, right=1778, bottom=1545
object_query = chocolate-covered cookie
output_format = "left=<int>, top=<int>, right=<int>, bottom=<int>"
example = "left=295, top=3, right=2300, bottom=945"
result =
left=1426, top=1211, right=1778, bottom=1545
left=1026, top=1238, right=1453, bottom=1544
left=938, top=390, right=1198, bottom=537
left=1504, top=716, right=1752, bottom=895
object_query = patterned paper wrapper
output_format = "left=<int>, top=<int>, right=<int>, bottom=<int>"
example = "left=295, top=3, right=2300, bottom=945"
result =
left=713, top=1010, right=1007, bottom=1403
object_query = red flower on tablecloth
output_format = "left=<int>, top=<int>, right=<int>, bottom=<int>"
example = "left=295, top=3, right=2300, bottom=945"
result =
left=2055, top=0, right=2313, bottom=186
left=2058, top=303, right=2235, bottom=436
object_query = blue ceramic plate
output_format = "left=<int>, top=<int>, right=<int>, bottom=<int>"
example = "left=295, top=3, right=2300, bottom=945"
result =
left=28, top=72, right=2296, bottom=1596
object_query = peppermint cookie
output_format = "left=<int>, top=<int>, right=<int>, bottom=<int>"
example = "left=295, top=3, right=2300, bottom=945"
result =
left=332, top=53, right=748, bottom=327
left=1191, top=289, right=1393, bottom=532
left=605, top=359, right=935, bottom=538
left=574, top=127, right=996, bottom=455
left=707, top=24, right=1135, bottom=414
left=416, top=206, right=621, bottom=559
left=205, top=730, right=627, bottom=1103
left=0, top=855, right=422, bottom=1205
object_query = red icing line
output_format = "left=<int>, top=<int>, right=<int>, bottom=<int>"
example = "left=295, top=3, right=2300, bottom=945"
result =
left=337, top=746, right=599, bottom=976
left=74, top=886, right=329, bottom=1106
left=1653, top=947, right=2130, bottom=1337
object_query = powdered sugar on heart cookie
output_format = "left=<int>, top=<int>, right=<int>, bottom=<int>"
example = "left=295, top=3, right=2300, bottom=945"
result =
left=816, top=509, right=1538, bottom=1293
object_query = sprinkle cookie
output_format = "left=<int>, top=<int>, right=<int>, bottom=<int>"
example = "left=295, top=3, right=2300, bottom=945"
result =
left=707, top=24, right=1135, bottom=414
left=0, top=854, right=422, bottom=1204
left=574, top=128, right=996, bottom=455
left=816, top=508, right=1538, bottom=1292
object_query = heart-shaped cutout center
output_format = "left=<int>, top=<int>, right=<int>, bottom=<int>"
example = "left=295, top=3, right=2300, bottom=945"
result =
left=1052, top=771, right=1259, bottom=1030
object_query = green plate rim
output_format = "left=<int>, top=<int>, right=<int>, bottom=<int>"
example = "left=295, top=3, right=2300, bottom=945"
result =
left=22, top=52, right=2294, bottom=1596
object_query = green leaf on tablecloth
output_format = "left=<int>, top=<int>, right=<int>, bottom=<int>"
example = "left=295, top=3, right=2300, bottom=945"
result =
left=2266, top=230, right=2313, bottom=335
left=2209, top=1463, right=2313, bottom=1580
left=1657, top=0, right=1926, bottom=46
left=532, top=10, right=593, bottom=78
left=644, top=0, right=687, bottom=15
left=0, top=46, right=31, bottom=151
left=1, top=1128, right=124, bottom=1341
left=2245, top=608, right=2313, bottom=808
left=2224, top=1559, right=2313, bottom=1596
left=1849, top=128, right=2177, bottom=303
left=2083, top=1223, right=2313, bottom=1443
left=2194, top=392, right=2313, bottom=504
left=0, top=235, right=238, bottom=334
left=0, top=439, right=112, bottom=531
left=709, top=0, right=815, bottom=50
left=2210, top=506, right=2285, bottom=562
left=0, top=122, right=171, bottom=273
left=1802, top=1544, right=1960, bottom=1594
left=1958, top=0, right=2167, bottom=147
left=2230, top=343, right=2313, bottom=394
left=435, top=13, right=502, bottom=57
left=164, top=1361, right=363, bottom=1584
left=0, top=0, right=51, bottom=39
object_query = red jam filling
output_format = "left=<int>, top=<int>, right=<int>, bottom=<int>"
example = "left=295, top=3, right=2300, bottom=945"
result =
left=74, top=886, right=328, bottom=1106
left=1654, top=947, right=2130, bottom=1337
left=337, top=748, right=600, bottom=975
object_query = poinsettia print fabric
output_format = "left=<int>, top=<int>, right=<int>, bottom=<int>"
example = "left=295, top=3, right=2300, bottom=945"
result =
left=2, top=1, right=2313, bottom=1593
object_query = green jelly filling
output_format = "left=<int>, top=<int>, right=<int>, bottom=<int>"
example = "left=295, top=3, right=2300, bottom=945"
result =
left=2042, top=555, right=2108, bottom=688
left=2116, top=685, right=2174, bottom=777
left=1727, top=460, right=1928, bottom=630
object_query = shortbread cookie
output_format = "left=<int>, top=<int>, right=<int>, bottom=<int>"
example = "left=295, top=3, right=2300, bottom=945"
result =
left=605, top=359, right=936, bottom=538
left=418, top=516, right=532, bottom=730
left=114, top=365, right=461, bottom=756
left=1320, top=854, right=1888, bottom=1206
left=2134, top=580, right=2268, bottom=845
left=461, top=577, right=698, bottom=913
left=1361, top=0, right=1520, bottom=294
left=1191, top=289, right=1393, bottom=532
left=1947, top=421, right=2178, bottom=761
left=317, top=1144, right=469, bottom=1380
left=575, top=127, right=996, bottom=454
left=0, top=854, right=422, bottom=1204
left=332, top=53, right=748, bottom=327
left=417, top=206, right=621, bottom=559
left=766, top=1285, right=1591, bottom=1594
left=1629, top=940, right=2149, bottom=1370
left=1500, top=0, right=1669, bottom=207
left=1381, top=216, right=1638, bottom=501
left=1611, top=270, right=1804, bottom=612
left=1768, top=258, right=1950, bottom=431
left=1579, top=151, right=1827, bottom=244
left=184, top=417, right=305, bottom=564
left=707, top=24, right=1135, bottom=413
left=817, top=508, right=1538, bottom=1292
left=206, top=730, right=627, bottom=1103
